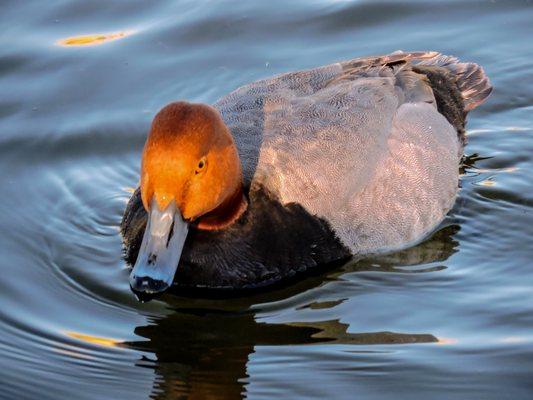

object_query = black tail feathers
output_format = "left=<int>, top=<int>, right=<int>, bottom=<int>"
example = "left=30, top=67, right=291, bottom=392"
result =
left=416, top=53, right=492, bottom=112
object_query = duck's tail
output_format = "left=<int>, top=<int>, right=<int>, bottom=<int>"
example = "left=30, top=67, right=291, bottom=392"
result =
left=414, top=53, right=493, bottom=112
left=390, top=51, right=492, bottom=142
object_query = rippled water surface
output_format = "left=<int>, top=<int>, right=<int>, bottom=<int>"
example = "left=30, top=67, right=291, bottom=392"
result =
left=1, top=1, right=532, bottom=399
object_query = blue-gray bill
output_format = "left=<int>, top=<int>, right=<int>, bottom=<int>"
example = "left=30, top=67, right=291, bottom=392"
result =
left=129, top=199, right=189, bottom=301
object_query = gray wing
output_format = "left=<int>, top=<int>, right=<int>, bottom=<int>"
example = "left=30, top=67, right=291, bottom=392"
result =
left=214, top=51, right=461, bottom=253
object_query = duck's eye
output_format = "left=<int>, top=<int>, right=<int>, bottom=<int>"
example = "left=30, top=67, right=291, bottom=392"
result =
left=195, top=158, right=207, bottom=174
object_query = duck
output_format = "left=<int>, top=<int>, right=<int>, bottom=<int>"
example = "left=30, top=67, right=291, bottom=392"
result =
left=120, top=51, right=492, bottom=300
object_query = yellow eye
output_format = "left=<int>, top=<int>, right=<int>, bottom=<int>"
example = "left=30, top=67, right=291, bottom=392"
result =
left=195, top=157, right=207, bottom=175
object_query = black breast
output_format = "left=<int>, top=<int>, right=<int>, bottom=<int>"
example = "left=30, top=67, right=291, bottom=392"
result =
left=121, top=187, right=350, bottom=292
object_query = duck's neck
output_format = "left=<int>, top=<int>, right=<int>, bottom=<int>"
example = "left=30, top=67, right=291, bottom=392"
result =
left=194, top=187, right=248, bottom=231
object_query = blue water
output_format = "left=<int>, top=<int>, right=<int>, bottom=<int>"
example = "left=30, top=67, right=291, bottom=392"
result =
left=1, top=1, right=532, bottom=399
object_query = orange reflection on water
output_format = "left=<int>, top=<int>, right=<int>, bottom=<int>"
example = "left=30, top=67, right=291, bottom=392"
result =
left=56, top=30, right=134, bottom=47
left=66, top=331, right=123, bottom=348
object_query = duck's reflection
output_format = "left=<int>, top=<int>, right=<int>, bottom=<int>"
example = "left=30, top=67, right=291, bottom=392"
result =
left=124, top=223, right=459, bottom=399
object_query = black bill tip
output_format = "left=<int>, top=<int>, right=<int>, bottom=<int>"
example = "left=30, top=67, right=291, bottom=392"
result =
left=129, top=274, right=170, bottom=302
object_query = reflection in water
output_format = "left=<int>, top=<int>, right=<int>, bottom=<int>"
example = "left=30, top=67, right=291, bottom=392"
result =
left=335, top=223, right=459, bottom=277
left=127, top=308, right=322, bottom=399
left=66, top=331, right=123, bottom=348
left=124, top=224, right=458, bottom=399
left=126, top=309, right=437, bottom=399
left=56, top=31, right=135, bottom=47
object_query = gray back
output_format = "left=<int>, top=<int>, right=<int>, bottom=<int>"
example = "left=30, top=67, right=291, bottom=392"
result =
left=214, top=52, right=461, bottom=254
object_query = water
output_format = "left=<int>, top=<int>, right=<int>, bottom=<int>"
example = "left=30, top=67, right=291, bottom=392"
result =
left=1, top=0, right=532, bottom=398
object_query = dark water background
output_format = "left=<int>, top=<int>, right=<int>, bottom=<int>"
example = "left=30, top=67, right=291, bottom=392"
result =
left=1, top=0, right=532, bottom=399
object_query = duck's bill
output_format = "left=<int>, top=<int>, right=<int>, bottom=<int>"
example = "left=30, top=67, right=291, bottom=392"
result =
left=129, top=199, right=188, bottom=301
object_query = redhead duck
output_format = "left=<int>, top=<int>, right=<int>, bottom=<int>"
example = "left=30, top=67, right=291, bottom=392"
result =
left=121, top=51, right=491, bottom=300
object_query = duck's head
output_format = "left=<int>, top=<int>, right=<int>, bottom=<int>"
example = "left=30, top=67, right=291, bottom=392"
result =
left=129, top=101, right=247, bottom=299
